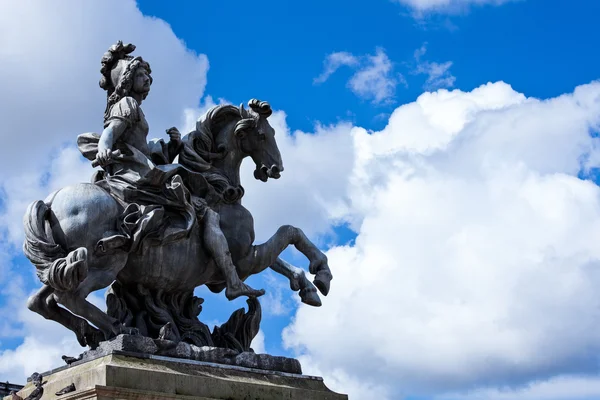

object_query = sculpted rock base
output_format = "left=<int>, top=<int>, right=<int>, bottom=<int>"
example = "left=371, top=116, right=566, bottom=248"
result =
left=6, top=352, right=347, bottom=400
left=78, top=333, right=302, bottom=374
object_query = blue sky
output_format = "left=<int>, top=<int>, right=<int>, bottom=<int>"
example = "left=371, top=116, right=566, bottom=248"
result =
left=2, top=1, right=600, bottom=399
left=138, top=0, right=600, bottom=131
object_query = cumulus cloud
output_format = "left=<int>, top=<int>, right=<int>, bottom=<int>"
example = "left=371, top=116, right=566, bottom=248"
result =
left=278, top=81, right=600, bottom=399
left=393, top=0, right=517, bottom=14
left=413, top=43, right=456, bottom=90
left=314, top=48, right=402, bottom=104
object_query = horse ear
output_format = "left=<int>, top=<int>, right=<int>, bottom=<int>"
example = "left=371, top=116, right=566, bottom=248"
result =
left=239, top=103, right=246, bottom=117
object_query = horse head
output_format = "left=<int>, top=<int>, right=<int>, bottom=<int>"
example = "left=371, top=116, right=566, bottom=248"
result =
left=180, top=99, right=284, bottom=203
left=235, top=99, right=283, bottom=182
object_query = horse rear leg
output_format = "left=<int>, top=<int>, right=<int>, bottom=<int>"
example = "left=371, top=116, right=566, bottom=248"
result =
left=54, top=291, right=122, bottom=340
left=54, top=258, right=138, bottom=341
left=27, top=284, right=103, bottom=348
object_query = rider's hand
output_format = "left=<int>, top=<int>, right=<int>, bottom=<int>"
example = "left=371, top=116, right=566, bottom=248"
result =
left=166, top=127, right=181, bottom=144
left=96, top=148, right=113, bottom=167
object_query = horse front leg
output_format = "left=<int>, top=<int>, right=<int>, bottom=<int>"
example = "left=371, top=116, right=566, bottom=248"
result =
left=270, top=258, right=322, bottom=307
left=240, top=225, right=333, bottom=296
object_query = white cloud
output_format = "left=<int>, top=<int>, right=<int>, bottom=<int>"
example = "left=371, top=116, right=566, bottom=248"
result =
left=348, top=48, right=400, bottom=104
left=413, top=43, right=456, bottom=90
left=259, top=272, right=295, bottom=317
left=314, top=48, right=401, bottom=104
left=0, top=336, right=80, bottom=382
left=251, top=329, right=267, bottom=354
left=393, top=0, right=517, bottom=14
left=438, top=375, right=600, bottom=400
left=314, top=52, right=359, bottom=84
left=276, top=80, right=600, bottom=399
left=299, top=355, right=393, bottom=399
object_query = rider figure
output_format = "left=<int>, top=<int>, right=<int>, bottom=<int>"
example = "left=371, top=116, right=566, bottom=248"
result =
left=81, top=41, right=264, bottom=300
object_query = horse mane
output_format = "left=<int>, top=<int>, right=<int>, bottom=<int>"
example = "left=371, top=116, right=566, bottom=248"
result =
left=196, top=104, right=246, bottom=155
left=179, top=104, right=251, bottom=203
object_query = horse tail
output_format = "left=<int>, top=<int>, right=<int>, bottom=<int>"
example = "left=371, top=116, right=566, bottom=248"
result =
left=23, top=199, right=88, bottom=291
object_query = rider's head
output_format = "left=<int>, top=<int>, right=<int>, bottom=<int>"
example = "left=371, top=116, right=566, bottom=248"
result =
left=99, top=41, right=152, bottom=119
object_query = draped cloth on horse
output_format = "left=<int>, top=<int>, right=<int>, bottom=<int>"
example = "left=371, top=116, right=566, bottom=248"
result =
left=77, top=96, right=216, bottom=254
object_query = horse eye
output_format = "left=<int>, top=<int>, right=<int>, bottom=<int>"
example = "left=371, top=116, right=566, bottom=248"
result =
left=258, top=132, right=266, bottom=141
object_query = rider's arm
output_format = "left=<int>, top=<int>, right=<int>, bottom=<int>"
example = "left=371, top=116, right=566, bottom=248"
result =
left=95, top=120, right=128, bottom=166
left=97, top=96, right=139, bottom=159
left=98, top=120, right=127, bottom=154
left=166, top=127, right=183, bottom=162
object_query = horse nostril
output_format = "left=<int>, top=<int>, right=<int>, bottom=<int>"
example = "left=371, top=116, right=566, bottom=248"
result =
left=225, top=187, right=236, bottom=198
left=270, top=165, right=280, bottom=175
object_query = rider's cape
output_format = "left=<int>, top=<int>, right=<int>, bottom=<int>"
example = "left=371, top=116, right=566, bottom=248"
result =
left=76, top=132, right=215, bottom=255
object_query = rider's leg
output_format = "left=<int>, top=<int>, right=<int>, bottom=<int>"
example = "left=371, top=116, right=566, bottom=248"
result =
left=203, top=209, right=265, bottom=300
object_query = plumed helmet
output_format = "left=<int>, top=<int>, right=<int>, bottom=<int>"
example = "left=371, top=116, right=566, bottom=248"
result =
left=99, top=41, right=151, bottom=95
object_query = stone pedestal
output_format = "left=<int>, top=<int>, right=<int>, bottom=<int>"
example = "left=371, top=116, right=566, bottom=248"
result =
left=5, top=351, right=347, bottom=400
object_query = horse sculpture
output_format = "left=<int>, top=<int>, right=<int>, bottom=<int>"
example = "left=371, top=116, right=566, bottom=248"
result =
left=22, top=42, right=332, bottom=350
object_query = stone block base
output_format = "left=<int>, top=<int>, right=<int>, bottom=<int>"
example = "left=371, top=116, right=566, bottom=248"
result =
left=6, top=352, right=347, bottom=400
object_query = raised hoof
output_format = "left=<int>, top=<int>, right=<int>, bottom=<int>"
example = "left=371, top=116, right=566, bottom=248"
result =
left=314, top=270, right=332, bottom=296
left=300, top=288, right=322, bottom=307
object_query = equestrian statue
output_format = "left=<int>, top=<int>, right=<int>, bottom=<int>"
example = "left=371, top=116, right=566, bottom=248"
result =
left=22, top=41, right=333, bottom=351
